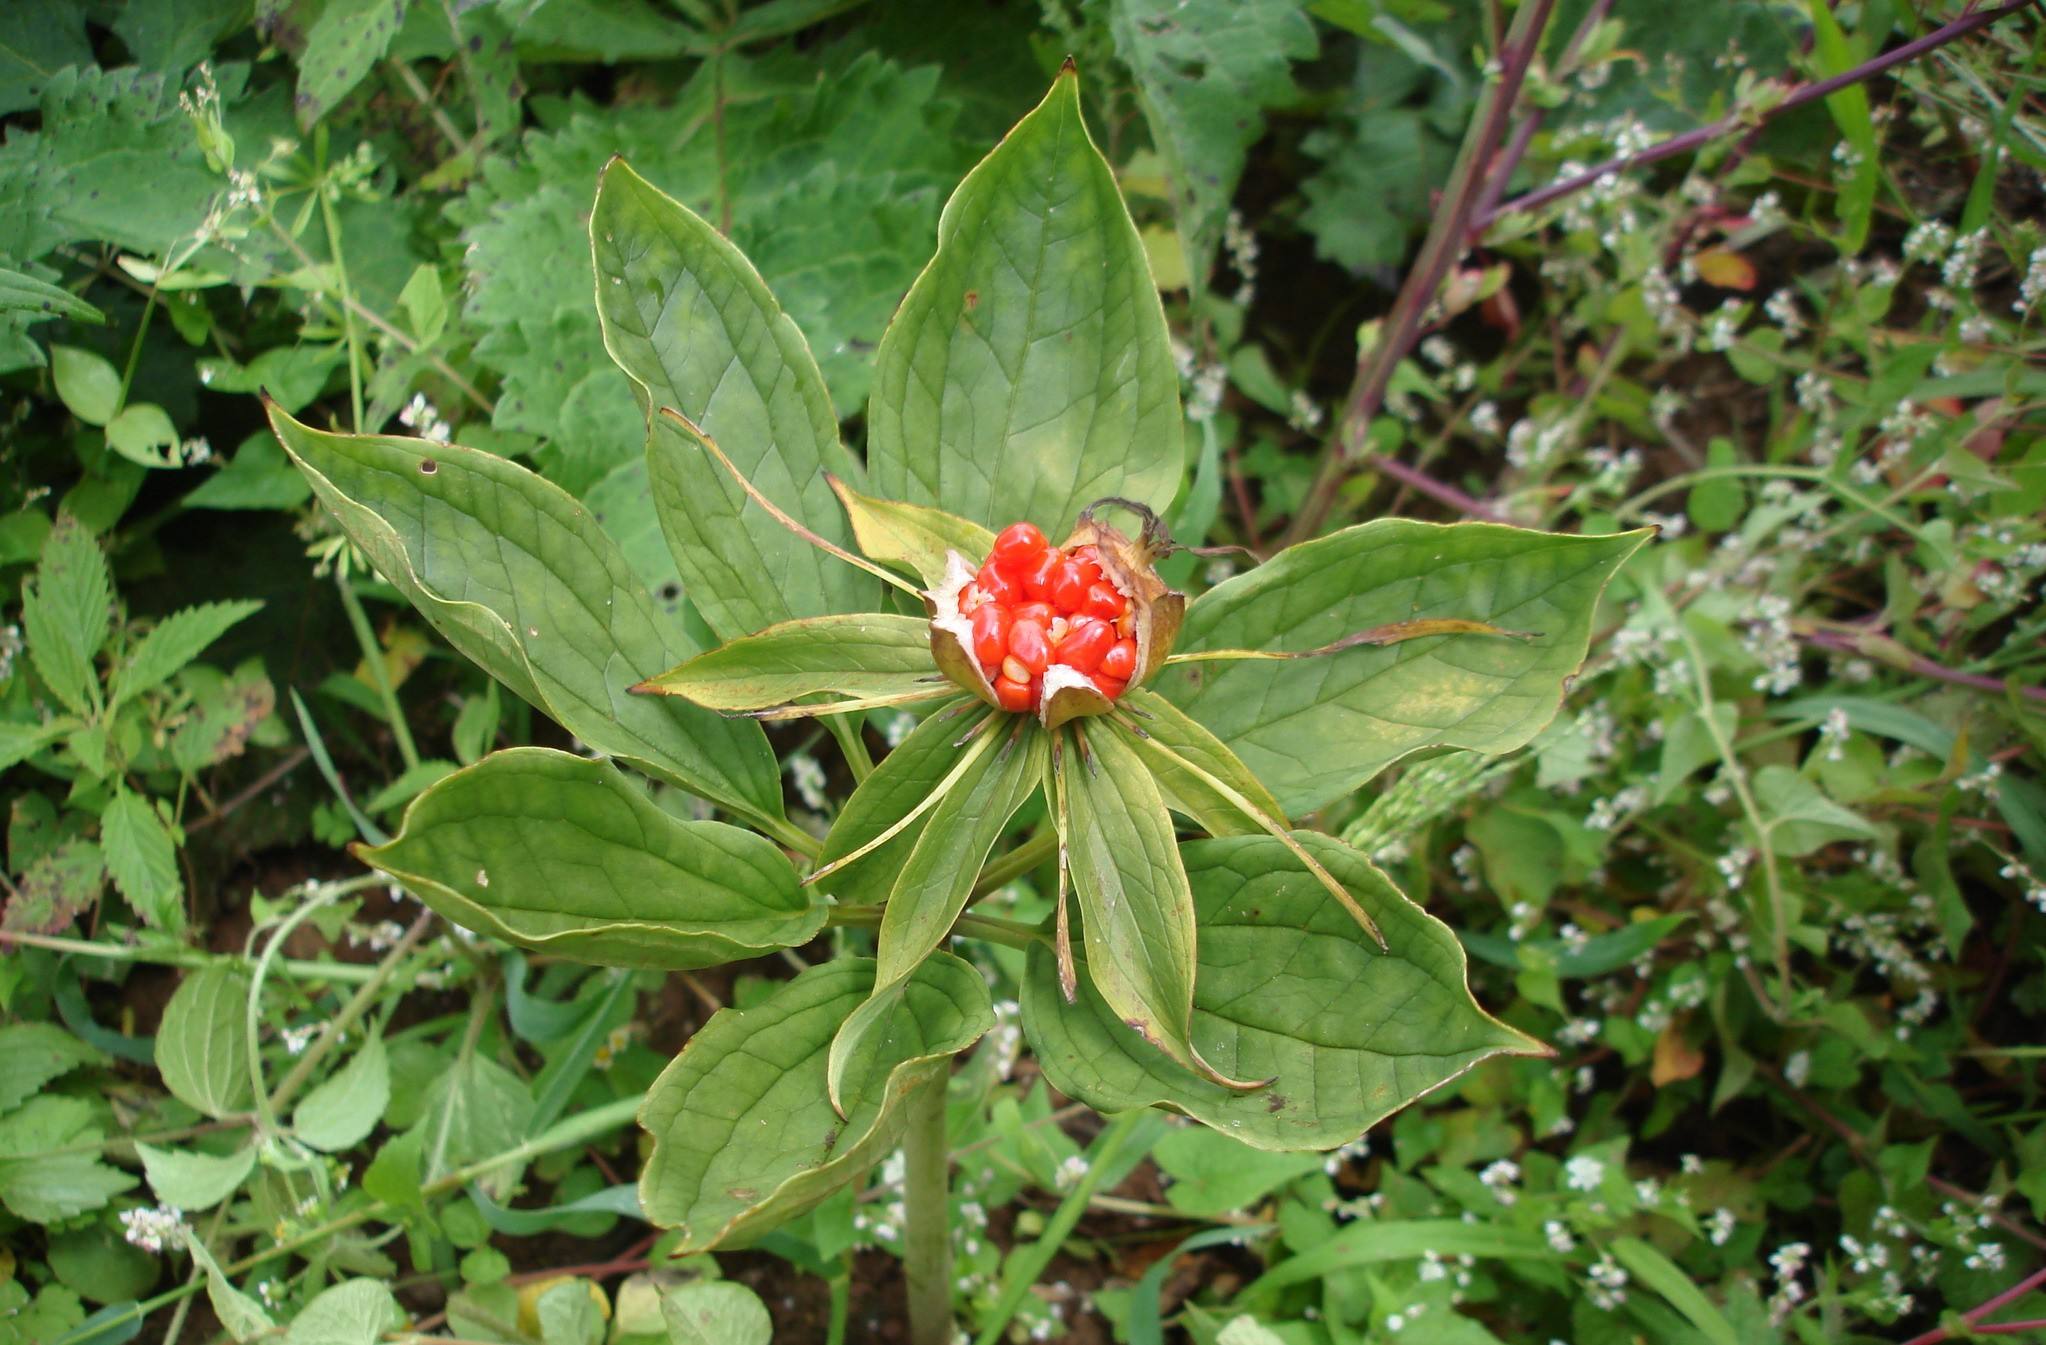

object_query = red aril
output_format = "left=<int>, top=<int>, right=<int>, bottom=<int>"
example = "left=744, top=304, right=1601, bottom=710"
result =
left=990, top=521, right=1048, bottom=569
left=1080, top=582, right=1125, bottom=621
left=976, top=562, right=1018, bottom=606
left=1008, top=619, right=1050, bottom=674
left=1019, top=547, right=1061, bottom=600
left=971, top=604, right=1011, bottom=667
left=1100, top=637, right=1137, bottom=681
left=1052, top=616, right=1113, bottom=673
left=993, top=676, right=1033, bottom=711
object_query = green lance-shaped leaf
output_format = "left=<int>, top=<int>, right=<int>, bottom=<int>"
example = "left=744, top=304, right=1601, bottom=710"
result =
left=866, top=62, right=1185, bottom=536
left=358, top=749, right=821, bottom=969
left=1063, top=721, right=1257, bottom=1091
left=638, top=953, right=992, bottom=1250
left=829, top=476, right=996, bottom=589
left=636, top=613, right=943, bottom=715
left=0, top=265, right=107, bottom=325
left=1022, top=832, right=1543, bottom=1150
left=826, top=722, right=1046, bottom=1112
left=1159, top=521, right=1651, bottom=816
left=266, top=401, right=782, bottom=827
left=811, top=702, right=979, bottom=907
left=592, top=158, right=873, bottom=642
left=1117, top=689, right=1283, bottom=836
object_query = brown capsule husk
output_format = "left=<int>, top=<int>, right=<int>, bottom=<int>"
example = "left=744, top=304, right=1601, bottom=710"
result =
left=926, top=513, right=1186, bottom=730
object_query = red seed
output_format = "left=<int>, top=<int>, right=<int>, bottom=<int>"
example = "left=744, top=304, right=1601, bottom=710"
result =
left=1048, top=557, right=1090, bottom=611
left=971, top=604, right=1011, bottom=669
left=1051, top=616, right=1114, bottom=673
left=993, top=676, right=1033, bottom=712
left=1100, top=637, right=1137, bottom=681
left=1081, top=582, right=1126, bottom=621
left=1011, top=600, right=1055, bottom=628
left=976, top=562, right=1018, bottom=606
left=1020, top=547, right=1061, bottom=601
left=990, top=521, right=1049, bottom=570
left=1008, top=619, right=1050, bottom=674
left=1093, top=674, right=1127, bottom=701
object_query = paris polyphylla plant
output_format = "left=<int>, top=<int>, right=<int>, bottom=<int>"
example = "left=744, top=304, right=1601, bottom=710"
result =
left=264, top=59, right=1649, bottom=1344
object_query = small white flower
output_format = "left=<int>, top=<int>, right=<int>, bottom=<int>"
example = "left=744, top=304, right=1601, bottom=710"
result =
left=1565, top=1154, right=1606, bottom=1192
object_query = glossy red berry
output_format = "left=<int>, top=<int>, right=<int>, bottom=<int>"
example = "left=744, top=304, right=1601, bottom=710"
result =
left=1093, top=674, right=1128, bottom=701
left=1011, top=600, right=1055, bottom=628
left=1100, top=637, right=1137, bottom=681
left=1008, top=618, right=1050, bottom=675
left=1019, top=547, right=1061, bottom=601
left=993, top=676, right=1033, bottom=712
left=990, top=521, right=1049, bottom=569
left=1048, top=557, right=1094, bottom=611
left=1080, top=582, right=1126, bottom=621
left=976, top=561, right=1018, bottom=606
left=1052, top=616, right=1114, bottom=673
left=970, top=603, right=1011, bottom=668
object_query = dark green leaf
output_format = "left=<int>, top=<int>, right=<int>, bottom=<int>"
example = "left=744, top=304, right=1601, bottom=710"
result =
left=638, top=614, right=939, bottom=711
left=360, top=748, right=822, bottom=968
left=1160, top=522, right=1650, bottom=814
left=111, top=600, right=263, bottom=708
left=22, top=513, right=111, bottom=717
left=295, top=0, right=412, bottom=129
left=592, top=160, right=872, bottom=641
left=1024, top=832, right=1540, bottom=1149
left=100, top=793, right=182, bottom=930
left=639, top=954, right=991, bottom=1249
left=0, top=1023, right=106, bottom=1113
left=266, top=403, right=782, bottom=827
left=0, top=266, right=104, bottom=325
left=867, top=66, right=1185, bottom=534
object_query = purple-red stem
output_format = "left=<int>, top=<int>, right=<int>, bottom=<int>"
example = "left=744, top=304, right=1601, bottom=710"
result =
left=1901, top=1265, right=2046, bottom=1345
left=1361, top=452, right=1503, bottom=520
left=1476, top=0, right=2035, bottom=230
left=1801, top=627, right=2046, bottom=704
left=1283, top=0, right=1560, bottom=545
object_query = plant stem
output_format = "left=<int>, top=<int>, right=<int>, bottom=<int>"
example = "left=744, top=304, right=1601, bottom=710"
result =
left=1476, top=0, right=2036, bottom=231
left=315, top=153, right=367, bottom=433
left=269, top=908, right=435, bottom=1117
left=902, top=1070, right=953, bottom=1345
left=1286, top=0, right=1559, bottom=545
left=0, top=922, right=387, bottom=982
left=337, top=574, right=423, bottom=771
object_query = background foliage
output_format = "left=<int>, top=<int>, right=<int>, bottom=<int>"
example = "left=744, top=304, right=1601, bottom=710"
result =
left=1, top=0, right=2043, bottom=1342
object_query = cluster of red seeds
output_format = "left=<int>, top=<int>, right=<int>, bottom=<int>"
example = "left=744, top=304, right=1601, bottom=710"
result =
left=960, top=523, right=1138, bottom=713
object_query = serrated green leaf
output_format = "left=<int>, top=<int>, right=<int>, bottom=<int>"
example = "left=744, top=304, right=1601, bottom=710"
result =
left=154, top=965, right=252, bottom=1119
left=0, top=1023, right=106, bottom=1112
left=100, top=792, right=183, bottom=930
left=265, top=402, right=782, bottom=827
left=662, top=1281, right=773, bottom=1345
left=638, top=953, right=991, bottom=1250
left=0, top=266, right=104, bottom=325
left=829, top=477, right=995, bottom=588
left=1108, top=0, right=1316, bottom=288
left=1063, top=719, right=1227, bottom=1087
left=5, top=836, right=103, bottom=937
left=22, top=513, right=111, bottom=716
left=826, top=724, right=1045, bottom=1107
left=1023, top=832, right=1541, bottom=1150
left=359, top=748, right=821, bottom=968
left=0, top=717, right=78, bottom=774
left=457, top=51, right=969, bottom=491
left=292, top=1031, right=390, bottom=1152
left=1160, top=522, right=1650, bottom=815
left=295, top=0, right=412, bottom=128
left=0, top=1098, right=136, bottom=1221
left=592, top=159, right=873, bottom=641
left=638, top=614, right=940, bottom=711
left=0, top=0, right=91, bottom=116
left=867, top=66, right=1184, bottom=535
left=111, top=600, right=262, bottom=708
left=136, top=1141, right=256, bottom=1212
left=284, top=1280, right=404, bottom=1345
left=1119, top=689, right=1285, bottom=835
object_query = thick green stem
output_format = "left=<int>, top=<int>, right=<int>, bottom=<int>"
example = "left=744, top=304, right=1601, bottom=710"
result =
left=902, top=1070, right=953, bottom=1345
left=972, top=828, right=1057, bottom=898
